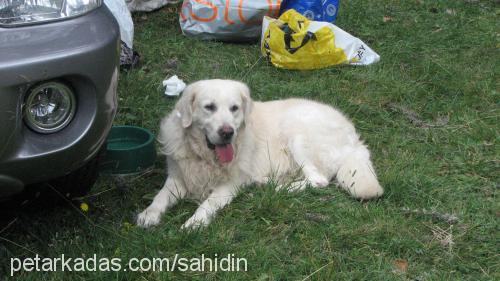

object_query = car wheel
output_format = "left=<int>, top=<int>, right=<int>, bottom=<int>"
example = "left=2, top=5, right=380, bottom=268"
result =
left=44, top=150, right=102, bottom=201
left=14, top=149, right=104, bottom=208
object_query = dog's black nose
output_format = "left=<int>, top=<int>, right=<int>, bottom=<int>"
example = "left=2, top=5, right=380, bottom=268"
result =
left=218, top=126, right=234, bottom=141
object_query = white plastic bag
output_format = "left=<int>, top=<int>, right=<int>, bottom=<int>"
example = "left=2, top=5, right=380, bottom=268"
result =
left=126, top=0, right=176, bottom=12
left=104, top=0, right=134, bottom=49
left=180, top=0, right=281, bottom=41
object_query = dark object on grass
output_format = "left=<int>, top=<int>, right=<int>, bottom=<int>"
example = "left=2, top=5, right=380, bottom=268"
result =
left=387, top=103, right=449, bottom=128
left=120, top=41, right=141, bottom=70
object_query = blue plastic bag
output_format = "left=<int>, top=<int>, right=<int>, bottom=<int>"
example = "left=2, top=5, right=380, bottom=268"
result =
left=279, top=0, right=340, bottom=23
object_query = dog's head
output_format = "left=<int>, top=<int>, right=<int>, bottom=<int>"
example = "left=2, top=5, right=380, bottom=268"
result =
left=175, top=79, right=252, bottom=165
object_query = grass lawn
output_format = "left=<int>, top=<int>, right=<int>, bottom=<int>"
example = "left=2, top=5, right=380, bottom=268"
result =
left=1, top=0, right=498, bottom=280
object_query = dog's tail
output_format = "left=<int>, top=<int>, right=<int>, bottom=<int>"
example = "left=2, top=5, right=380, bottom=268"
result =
left=336, top=146, right=383, bottom=200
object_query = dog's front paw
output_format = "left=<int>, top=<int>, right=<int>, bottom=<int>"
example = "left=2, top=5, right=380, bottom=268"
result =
left=180, top=216, right=209, bottom=231
left=136, top=207, right=162, bottom=228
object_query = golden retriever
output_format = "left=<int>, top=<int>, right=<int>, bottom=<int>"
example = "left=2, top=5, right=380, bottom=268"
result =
left=137, top=79, right=383, bottom=229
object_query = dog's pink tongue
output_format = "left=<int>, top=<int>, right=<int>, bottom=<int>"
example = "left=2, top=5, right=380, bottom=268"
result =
left=215, top=144, right=234, bottom=164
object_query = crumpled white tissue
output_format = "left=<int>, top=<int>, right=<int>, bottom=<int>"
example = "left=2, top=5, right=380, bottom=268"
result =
left=162, top=75, right=186, bottom=96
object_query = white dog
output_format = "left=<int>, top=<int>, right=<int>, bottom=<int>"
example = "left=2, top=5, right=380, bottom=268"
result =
left=137, top=79, right=383, bottom=229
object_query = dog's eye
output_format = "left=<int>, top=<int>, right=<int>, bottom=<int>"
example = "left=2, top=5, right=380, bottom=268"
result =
left=204, top=104, right=216, bottom=112
left=230, top=105, right=239, bottom=112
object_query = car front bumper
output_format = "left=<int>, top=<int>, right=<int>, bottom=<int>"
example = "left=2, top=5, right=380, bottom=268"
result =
left=0, top=6, right=120, bottom=197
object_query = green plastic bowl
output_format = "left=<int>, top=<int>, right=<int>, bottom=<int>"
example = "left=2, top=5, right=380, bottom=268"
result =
left=101, top=126, right=156, bottom=175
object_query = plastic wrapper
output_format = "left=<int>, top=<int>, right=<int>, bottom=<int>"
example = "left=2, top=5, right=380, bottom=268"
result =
left=163, top=75, right=186, bottom=96
left=126, top=0, right=175, bottom=12
left=261, top=9, right=380, bottom=70
left=104, top=0, right=134, bottom=48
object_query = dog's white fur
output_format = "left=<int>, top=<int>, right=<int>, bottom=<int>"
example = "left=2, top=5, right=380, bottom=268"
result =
left=137, top=79, right=383, bottom=229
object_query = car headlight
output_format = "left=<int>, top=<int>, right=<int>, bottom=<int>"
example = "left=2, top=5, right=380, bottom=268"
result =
left=24, top=82, right=76, bottom=134
left=0, top=0, right=102, bottom=26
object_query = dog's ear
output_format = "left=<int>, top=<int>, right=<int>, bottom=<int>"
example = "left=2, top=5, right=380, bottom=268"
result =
left=176, top=84, right=197, bottom=128
left=238, top=82, right=253, bottom=121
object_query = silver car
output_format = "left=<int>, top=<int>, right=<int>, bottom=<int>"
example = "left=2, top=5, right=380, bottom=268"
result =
left=0, top=0, right=119, bottom=200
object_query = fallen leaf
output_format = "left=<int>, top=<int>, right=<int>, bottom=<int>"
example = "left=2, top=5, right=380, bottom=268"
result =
left=393, top=259, right=409, bottom=273
left=433, top=26, right=443, bottom=33
left=435, top=115, right=450, bottom=126
left=383, top=16, right=393, bottom=22
left=166, top=7, right=177, bottom=13
left=319, top=195, right=336, bottom=202
left=305, top=212, right=330, bottom=222
left=483, top=141, right=494, bottom=146
left=165, top=57, right=180, bottom=69
left=445, top=9, right=456, bottom=15
left=257, top=273, right=270, bottom=281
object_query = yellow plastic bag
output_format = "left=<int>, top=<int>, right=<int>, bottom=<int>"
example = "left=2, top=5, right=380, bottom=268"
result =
left=261, top=10, right=380, bottom=70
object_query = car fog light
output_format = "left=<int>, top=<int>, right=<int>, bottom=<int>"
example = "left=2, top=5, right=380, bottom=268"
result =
left=23, top=82, right=76, bottom=134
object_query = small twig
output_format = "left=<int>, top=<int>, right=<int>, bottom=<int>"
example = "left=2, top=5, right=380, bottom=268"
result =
left=300, top=260, right=334, bottom=281
left=0, top=218, right=18, bottom=234
left=240, top=56, right=264, bottom=81
left=0, top=236, right=39, bottom=256
left=387, top=103, right=449, bottom=128
left=75, top=187, right=116, bottom=200
left=401, top=207, right=459, bottom=224
left=425, top=223, right=455, bottom=252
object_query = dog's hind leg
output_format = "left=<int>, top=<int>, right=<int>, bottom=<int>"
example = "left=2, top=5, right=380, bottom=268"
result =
left=136, top=177, right=187, bottom=228
left=278, top=136, right=330, bottom=191
left=335, top=145, right=383, bottom=200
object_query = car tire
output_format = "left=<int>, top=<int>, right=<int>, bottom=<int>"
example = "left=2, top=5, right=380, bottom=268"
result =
left=44, top=150, right=102, bottom=202
left=13, top=148, right=104, bottom=208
